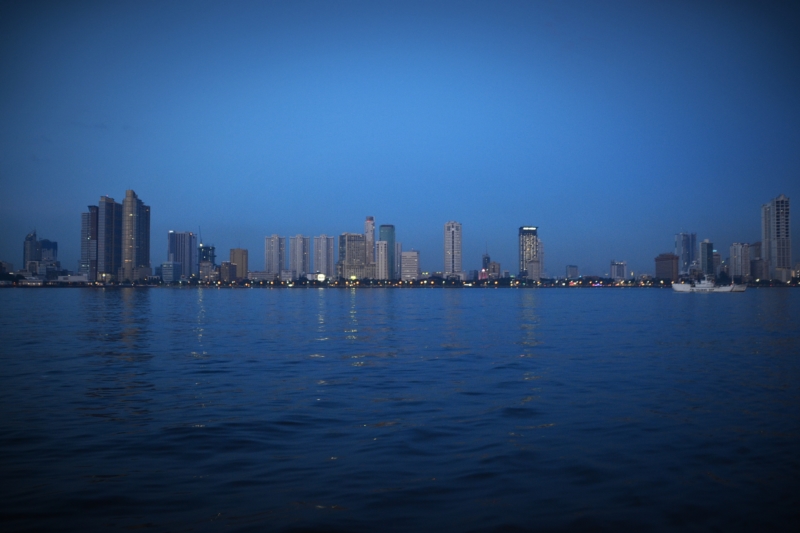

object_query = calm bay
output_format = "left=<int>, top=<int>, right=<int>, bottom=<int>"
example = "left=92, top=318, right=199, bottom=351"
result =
left=1, top=287, right=798, bottom=532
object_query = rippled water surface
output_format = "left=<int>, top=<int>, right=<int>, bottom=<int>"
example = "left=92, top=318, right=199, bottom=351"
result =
left=1, top=287, right=799, bottom=532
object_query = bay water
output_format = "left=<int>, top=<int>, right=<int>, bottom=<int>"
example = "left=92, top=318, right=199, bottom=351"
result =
left=1, top=287, right=798, bottom=531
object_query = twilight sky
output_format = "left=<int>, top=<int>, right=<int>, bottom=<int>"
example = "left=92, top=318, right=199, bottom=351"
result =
left=1, top=0, right=799, bottom=276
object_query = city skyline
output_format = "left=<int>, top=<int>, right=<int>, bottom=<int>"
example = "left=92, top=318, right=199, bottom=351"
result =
left=2, top=2, right=800, bottom=274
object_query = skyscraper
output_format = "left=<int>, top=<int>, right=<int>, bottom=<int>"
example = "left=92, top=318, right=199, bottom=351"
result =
left=120, top=190, right=151, bottom=282
left=675, top=232, right=697, bottom=276
left=378, top=225, right=396, bottom=279
left=79, top=206, right=98, bottom=281
left=167, top=231, right=198, bottom=279
left=699, top=239, right=714, bottom=277
left=230, top=248, right=248, bottom=281
left=265, top=235, right=285, bottom=276
left=444, top=221, right=462, bottom=277
left=519, top=226, right=543, bottom=279
left=198, top=243, right=216, bottom=265
left=97, top=196, right=122, bottom=282
left=289, top=235, right=311, bottom=278
left=313, top=235, right=335, bottom=278
left=762, top=194, right=792, bottom=281
left=23, top=230, right=40, bottom=268
left=375, top=241, right=389, bottom=280
left=337, top=233, right=368, bottom=279
left=730, top=243, right=750, bottom=280
left=566, top=265, right=579, bottom=279
left=364, top=216, right=375, bottom=266
left=394, top=242, right=402, bottom=280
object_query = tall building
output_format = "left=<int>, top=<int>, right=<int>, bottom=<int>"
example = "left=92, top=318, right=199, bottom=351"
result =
left=337, top=233, right=368, bottom=279
left=675, top=232, right=697, bottom=275
left=699, top=239, right=714, bottom=277
left=444, top=221, right=462, bottom=277
left=219, top=262, right=236, bottom=283
left=40, top=240, right=57, bottom=262
left=313, top=235, right=335, bottom=278
left=762, top=194, right=792, bottom=281
left=230, top=248, right=248, bottom=281
left=378, top=225, right=396, bottom=279
left=482, top=253, right=491, bottom=270
left=401, top=250, right=420, bottom=281
left=23, top=230, right=41, bottom=269
left=120, top=190, right=151, bottom=282
left=610, top=261, right=627, bottom=281
left=519, top=226, right=543, bottom=279
left=566, top=265, right=579, bottom=279
left=395, top=242, right=402, bottom=280
left=375, top=241, right=389, bottom=280
left=365, top=216, right=375, bottom=266
left=654, top=253, right=678, bottom=281
left=79, top=206, right=99, bottom=280
left=97, top=196, right=122, bottom=282
left=199, top=243, right=216, bottom=265
left=289, top=235, right=311, bottom=278
left=167, top=231, right=198, bottom=279
left=730, top=243, right=750, bottom=280
left=265, top=235, right=285, bottom=276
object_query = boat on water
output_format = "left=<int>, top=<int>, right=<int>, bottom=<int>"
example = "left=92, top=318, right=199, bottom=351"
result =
left=672, top=278, right=746, bottom=293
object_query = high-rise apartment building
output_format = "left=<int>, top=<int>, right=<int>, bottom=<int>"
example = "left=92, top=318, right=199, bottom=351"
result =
left=120, top=190, right=151, bottom=282
left=289, top=235, right=311, bottom=278
left=730, top=243, right=750, bottom=280
left=378, top=225, right=396, bottom=279
left=654, top=253, right=678, bottom=281
left=313, top=235, right=335, bottom=278
left=762, top=194, right=792, bottom=281
left=401, top=250, right=420, bottom=281
left=519, top=226, right=543, bottom=279
left=265, top=235, right=285, bottom=276
left=699, top=239, right=714, bottom=277
left=444, top=221, right=462, bottom=277
left=79, top=206, right=99, bottom=281
left=167, top=231, right=198, bottom=279
left=375, top=241, right=389, bottom=280
left=365, top=216, right=375, bottom=266
left=675, top=232, right=697, bottom=275
left=97, top=196, right=122, bottom=282
left=230, top=248, right=248, bottom=281
left=337, top=233, right=368, bottom=279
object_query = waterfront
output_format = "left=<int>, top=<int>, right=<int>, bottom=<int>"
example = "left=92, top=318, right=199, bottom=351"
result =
left=1, top=288, right=798, bottom=532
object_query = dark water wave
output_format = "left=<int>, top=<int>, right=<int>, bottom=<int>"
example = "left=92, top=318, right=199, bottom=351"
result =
left=1, top=288, right=799, bottom=532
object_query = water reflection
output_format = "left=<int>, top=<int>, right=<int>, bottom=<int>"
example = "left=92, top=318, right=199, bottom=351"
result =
left=517, top=290, right=540, bottom=354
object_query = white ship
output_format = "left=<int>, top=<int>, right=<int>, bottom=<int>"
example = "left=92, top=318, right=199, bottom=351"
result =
left=672, top=278, right=746, bottom=293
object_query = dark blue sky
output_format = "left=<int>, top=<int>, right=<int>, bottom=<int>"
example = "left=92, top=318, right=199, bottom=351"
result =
left=2, top=1, right=799, bottom=276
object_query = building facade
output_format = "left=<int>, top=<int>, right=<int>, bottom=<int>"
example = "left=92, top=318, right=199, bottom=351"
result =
left=167, top=231, right=198, bottom=279
left=79, top=206, right=99, bottom=281
left=401, top=250, right=420, bottom=281
left=337, top=233, right=371, bottom=279
left=378, top=225, right=396, bottom=279
left=313, top=235, right=335, bottom=278
left=120, top=190, right=151, bottom=282
left=762, top=194, right=792, bottom=281
left=265, top=235, right=285, bottom=277
left=675, top=232, right=697, bottom=276
left=519, top=226, right=543, bottom=279
left=566, top=265, right=579, bottom=279
left=444, top=221, right=462, bottom=277
left=699, top=239, right=714, bottom=277
left=729, top=243, right=750, bottom=280
left=364, top=216, right=375, bottom=267
left=654, top=253, right=678, bottom=281
left=230, top=248, right=248, bottom=281
left=289, top=235, right=311, bottom=278
left=610, top=260, right=627, bottom=281
left=375, top=241, right=389, bottom=280
left=97, top=196, right=122, bottom=282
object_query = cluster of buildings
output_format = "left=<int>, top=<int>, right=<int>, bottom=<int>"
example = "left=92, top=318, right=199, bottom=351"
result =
left=654, top=194, right=794, bottom=283
left=2, top=191, right=795, bottom=286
